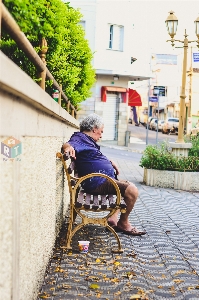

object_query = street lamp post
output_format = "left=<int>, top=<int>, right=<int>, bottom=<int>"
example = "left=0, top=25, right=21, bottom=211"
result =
left=165, top=11, right=199, bottom=144
left=153, top=88, right=159, bottom=145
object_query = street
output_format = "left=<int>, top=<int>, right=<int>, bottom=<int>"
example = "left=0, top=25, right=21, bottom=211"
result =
left=127, top=123, right=178, bottom=145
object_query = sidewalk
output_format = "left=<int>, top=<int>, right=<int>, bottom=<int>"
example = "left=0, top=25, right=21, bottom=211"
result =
left=37, top=143, right=199, bottom=300
left=98, top=140, right=146, bottom=154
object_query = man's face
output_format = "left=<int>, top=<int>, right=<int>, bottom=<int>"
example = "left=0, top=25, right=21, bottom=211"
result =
left=92, top=126, right=104, bottom=142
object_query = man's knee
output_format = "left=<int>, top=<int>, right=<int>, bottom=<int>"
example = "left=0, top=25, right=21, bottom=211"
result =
left=125, top=183, right=138, bottom=199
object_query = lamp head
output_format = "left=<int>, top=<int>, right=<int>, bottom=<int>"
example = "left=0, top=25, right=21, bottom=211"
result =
left=165, top=11, right=178, bottom=38
left=195, top=16, right=199, bottom=37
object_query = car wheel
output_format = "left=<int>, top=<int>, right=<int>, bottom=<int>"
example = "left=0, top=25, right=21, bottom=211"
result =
left=162, top=129, right=164, bottom=134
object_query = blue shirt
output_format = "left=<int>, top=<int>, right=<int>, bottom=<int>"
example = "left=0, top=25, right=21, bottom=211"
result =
left=68, top=132, right=115, bottom=191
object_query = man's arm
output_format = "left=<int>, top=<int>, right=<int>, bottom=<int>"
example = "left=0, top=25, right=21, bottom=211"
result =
left=62, top=143, right=76, bottom=159
left=110, top=160, right=119, bottom=175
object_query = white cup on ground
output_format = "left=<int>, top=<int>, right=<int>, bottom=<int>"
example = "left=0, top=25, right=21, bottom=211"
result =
left=78, top=241, right=90, bottom=253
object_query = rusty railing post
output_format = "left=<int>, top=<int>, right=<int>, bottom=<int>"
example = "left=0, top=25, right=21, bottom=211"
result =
left=67, top=101, right=70, bottom=113
left=38, top=38, right=48, bottom=90
left=58, top=84, right=62, bottom=105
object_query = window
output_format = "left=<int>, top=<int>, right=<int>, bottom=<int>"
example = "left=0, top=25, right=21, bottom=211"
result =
left=79, top=20, right=85, bottom=30
left=108, top=24, right=124, bottom=51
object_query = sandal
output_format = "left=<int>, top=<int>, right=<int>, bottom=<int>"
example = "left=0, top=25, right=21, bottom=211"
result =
left=114, top=226, right=146, bottom=236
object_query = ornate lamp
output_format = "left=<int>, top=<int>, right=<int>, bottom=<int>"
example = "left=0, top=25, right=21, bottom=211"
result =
left=165, top=11, right=178, bottom=46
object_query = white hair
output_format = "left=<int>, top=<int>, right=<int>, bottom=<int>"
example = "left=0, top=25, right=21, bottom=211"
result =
left=79, top=113, right=104, bottom=132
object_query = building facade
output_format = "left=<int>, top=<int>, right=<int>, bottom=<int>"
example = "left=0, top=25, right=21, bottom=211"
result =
left=69, top=0, right=150, bottom=145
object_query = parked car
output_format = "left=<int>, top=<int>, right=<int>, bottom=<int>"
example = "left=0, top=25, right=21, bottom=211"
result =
left=162, top=117, right=179, bottom=134
left=154, top=120, right=165, bottom=131
left=146, top=117, right=156, bottom=129
left=149, top=118, right=158, bottom=130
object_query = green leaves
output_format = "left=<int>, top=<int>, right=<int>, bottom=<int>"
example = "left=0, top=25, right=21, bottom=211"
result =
left=139, top=139, right=199, bottom=172
left=2, top=0, right=95, bottom=106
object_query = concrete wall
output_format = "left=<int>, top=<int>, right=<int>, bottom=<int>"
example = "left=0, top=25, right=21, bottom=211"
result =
left=0, top=52, right=79, bottom=300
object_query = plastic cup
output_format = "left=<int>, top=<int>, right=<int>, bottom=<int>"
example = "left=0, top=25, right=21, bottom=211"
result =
left=78, top=241, right=90, bottom=253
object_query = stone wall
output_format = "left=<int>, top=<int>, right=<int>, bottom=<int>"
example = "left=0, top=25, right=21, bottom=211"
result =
left=0, top=52, right=79, bottom=300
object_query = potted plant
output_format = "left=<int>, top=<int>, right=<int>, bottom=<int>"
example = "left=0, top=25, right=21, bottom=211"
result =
left=139, top=137, right=199, bottom=191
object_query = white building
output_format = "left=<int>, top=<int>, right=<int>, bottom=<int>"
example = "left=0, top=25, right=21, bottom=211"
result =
left=69, top=0, right=150, bottom=145
left=136, top=53, right=182, bottom=125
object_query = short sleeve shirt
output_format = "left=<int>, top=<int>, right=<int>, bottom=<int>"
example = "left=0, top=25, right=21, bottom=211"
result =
left=68, top=132, right=115, bottom=191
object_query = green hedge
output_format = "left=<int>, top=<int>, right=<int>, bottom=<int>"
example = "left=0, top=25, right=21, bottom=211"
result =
left=139, top=137, right=199, bottom=172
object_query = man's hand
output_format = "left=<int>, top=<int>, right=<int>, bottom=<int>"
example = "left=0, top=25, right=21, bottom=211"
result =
left=110, top=160, right=119, bottom=175
left=62, top=143, right=76, bottom=159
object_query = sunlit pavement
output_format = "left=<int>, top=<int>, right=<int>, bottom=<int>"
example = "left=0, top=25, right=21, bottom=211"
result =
left=37, top=144, right=199, bottom=300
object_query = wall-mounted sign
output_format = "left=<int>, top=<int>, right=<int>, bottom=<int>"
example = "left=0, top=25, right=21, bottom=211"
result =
left=153, top=86, right=167, bottom=97
left=193, top=53, right=199, bottom=63
left=149, top=96, right=158, bottom=102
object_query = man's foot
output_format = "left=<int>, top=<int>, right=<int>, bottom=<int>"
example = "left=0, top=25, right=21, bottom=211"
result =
left=107, top=220, right=117, bottom=227
left=114, top=226, right=146, bottom=236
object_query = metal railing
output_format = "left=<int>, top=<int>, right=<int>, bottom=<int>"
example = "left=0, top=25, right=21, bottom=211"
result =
left=1, top=2, right=77, bottom=118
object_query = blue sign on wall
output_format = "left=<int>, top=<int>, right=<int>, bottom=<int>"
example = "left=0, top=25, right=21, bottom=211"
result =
left=193, top=53, right=199, bottom=62
left=149, top=96, right=158, bottom=102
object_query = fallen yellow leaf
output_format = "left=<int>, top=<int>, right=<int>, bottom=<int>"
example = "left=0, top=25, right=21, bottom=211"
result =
left=129, top=294, right=141, bottom=299
left=173, top=279, right=184, bottom=284
left=54, top=267, right=65, bottom=273
left=114, top=291, right=121, bottom=295
left=110, top=278, right=120, bottom=283
left=89, top=284, right=100, bottom=289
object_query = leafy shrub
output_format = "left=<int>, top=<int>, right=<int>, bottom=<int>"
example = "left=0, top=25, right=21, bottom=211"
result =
left=1, top=0, right=95, bottom=106
left=188, top=135, right=199, bottom=157
left=139, top=141, right=199, bottom=172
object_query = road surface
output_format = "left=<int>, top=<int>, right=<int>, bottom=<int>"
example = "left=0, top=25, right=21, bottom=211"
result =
left=127, top=123, right=177, bottom=145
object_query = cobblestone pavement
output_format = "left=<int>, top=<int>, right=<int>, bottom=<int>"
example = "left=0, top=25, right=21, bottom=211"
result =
left=37, top=152, right=199, bottom=300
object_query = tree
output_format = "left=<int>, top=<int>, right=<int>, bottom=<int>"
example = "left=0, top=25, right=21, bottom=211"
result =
left=1, top=0, right=95, bottom=107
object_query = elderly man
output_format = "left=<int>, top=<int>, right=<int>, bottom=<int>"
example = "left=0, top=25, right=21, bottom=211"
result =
left=62, top=113, right=146, bottom=236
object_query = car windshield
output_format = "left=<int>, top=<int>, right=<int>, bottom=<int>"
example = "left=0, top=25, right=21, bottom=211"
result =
left=169, top=118, right=179, bottom=122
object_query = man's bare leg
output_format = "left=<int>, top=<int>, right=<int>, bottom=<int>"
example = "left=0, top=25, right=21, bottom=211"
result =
left=108, top=209, right=120, bottom=227
left=108, top=182, right=137, bottom=228
left=117, top=183, right=138, bottom=231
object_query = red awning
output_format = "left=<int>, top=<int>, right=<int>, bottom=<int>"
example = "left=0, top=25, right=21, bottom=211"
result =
left=101, top=86, right=127, bottom=102
left=128, top=89, right=142, bottom=106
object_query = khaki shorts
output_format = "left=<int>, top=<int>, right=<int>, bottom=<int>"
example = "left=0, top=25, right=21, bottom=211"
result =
left=90, top=179, right=130, bottom=197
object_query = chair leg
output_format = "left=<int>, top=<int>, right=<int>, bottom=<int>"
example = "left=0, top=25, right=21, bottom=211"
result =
left=73, top=210, right=77, bottom=223
left=66, top=203, right=74, bottom=250
left=106, top=225, right=123, bottom=253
